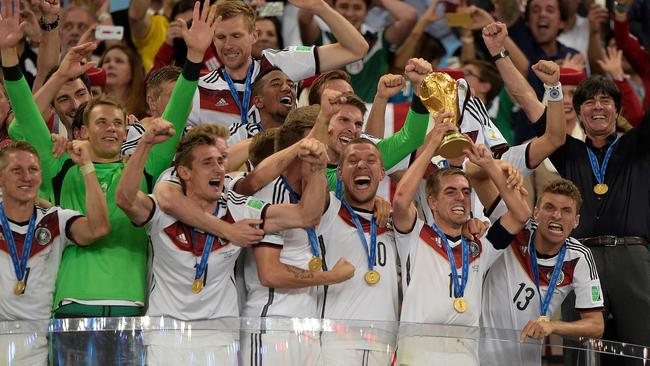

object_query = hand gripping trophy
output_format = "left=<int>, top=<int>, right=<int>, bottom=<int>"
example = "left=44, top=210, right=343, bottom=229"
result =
left=419, top=72, right=472, bottom=158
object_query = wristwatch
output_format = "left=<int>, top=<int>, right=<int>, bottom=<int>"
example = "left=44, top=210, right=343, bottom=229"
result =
left=491, top=50, right=510, bottom=63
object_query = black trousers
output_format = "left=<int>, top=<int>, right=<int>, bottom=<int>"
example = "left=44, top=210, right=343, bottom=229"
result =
left=562, top=245, right=650, bottom=366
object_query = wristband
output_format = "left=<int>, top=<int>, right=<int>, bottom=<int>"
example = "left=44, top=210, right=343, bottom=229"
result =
left=491, top=50, right=509, bottom=63
left=544, top=83, right=563, bottom=102
left=39, top=15, right=60, bottom=31
left=80, top=163, right=95, bottom=176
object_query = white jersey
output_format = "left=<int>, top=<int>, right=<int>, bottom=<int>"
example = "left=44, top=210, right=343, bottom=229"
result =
left=228, top=121, right=263, bottom=147
left=317, top=193, right=399, bottom=323
left=144, top=190, right=271, bottom=321
left=500, top=142, right=534, bottom=177
left=188, top=46, right=319, bottom=127
left=397, top=217, right=514, bottom=326
left=0, top=206, right=82, bottom=320
left=237, top=175, right=318, bottom=318
left=480, top=222, right=603, bottom=366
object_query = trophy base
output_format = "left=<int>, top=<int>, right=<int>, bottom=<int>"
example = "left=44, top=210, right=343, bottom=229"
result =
left=439, top=132, right=472, bottom=159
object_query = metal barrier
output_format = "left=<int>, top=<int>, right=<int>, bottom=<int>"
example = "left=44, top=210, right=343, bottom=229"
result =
left=1, top=317, right=647, bottom=365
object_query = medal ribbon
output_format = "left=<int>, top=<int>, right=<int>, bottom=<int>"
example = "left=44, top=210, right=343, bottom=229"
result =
left=341, top=199, right=377, bottom=271
left=193, top=205, right=221, bottom=281
left=335, top=174, right=343, bottom=199
left=528, top=229, right=567, bottom=318
left=431, top=223, right=469, bottom=298
left=586, top=137, right=619, bottom=186
left=280, top=176, right=321, bottom=259
left=0, top=203, right=36, bottom=283
left=222, top=62, right=255, bottom=125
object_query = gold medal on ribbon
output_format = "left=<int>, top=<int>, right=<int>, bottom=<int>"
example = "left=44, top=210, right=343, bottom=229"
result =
left=364, top=270, right=380, bottom=285
left=453, top=297, right=467, bottom=313
left=192, top=279, right=203, bottom=294
left=537, top=315, right=550, bottom=322
left=308, top=257, right=322, bottom=272
left=593, top=183, right=608, bottom=195
left=14, top=281, right=25, bottom=295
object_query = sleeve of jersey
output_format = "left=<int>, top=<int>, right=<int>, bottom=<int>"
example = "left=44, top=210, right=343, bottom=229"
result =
left=59, top=208, right=85, bottom=246
left=376, top=98, right=428, bottom=170
left=225, top=189, right=283, bottom=245
left=145, top=60, right=201, bottom=183
left=262, top=46, right=319, bottom=80
left=499, top=143, right=534, bottom=177
left=4, top=65, right=64, bottom=194
left=571, top=244, right=605, bottom=311
left=326, top=166, right=338, bottom=192
left=393, top=216, right=422, bottom=256
left=144, top=195, right=165, bottom=234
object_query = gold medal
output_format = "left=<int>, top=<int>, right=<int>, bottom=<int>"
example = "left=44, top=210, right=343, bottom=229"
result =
left=192, top=279, right=203, bottom=294
left=308, top=257, right=322, bottom=271
left=14, top=281, right=25, bottom=296
left=453, top=297, right=467, bottom=313
left=364, top=270, right=380, bottom=285
left=537, top=315, right=550, bottom=322
left=593, top=183, right=608, bottom=195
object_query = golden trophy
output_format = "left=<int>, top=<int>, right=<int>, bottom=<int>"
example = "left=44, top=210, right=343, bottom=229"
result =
left=419, top=72, right=472, bottom=159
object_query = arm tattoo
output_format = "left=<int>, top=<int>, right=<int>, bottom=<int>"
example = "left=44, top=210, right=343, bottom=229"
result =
left=284, top=264, right=315, bottom=281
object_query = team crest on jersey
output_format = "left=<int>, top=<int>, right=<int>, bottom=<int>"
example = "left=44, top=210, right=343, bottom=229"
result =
left=546, top=268, right=565, bottom=285
left=469, top=241, right=480, bottom=257
left=215, top=98, right=229, bottom=107
left=35, top=227, right=52, bottom=245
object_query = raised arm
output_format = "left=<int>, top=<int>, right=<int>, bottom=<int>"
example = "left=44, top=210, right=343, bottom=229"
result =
left=31, top=0, right=61, bottom=93
left=365, top=74, right=405, bottom=138
left=465, top=144, right=530, bottom=234
left=290, top=0, right=369, bottom=71
left=393, top=113, right=456, bottom=233
left=146, top=0, right=217, bottom=181
left=526, top=60, right=566, bottom=168
left=375, top=58, right=431, bottom=170
left=116, top=118, right=175, bottom=225
left=483, top=22, right=545, bottom=122
left=33, top=42, right=97, bottom=120
left=66, top=140, right=111, bottom=245
left=378, top=0, right=417, bottom=45
left=262, top=138, right=328, bottom=232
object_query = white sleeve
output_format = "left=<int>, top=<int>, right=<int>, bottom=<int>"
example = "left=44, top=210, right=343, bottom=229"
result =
left=154, top=166, right=181, bottom=187
left=261, top=46, right=319, bottom=80
left=225, top=190, right=282, bottom=245
left=144, top=195, right=166, bottom=235
left=121, top=122, right=146, bottom=158
left=393, top=217, right=424, bottom=258
left=500, top=143, right=534, bottom=177
left=57, top=207, right=85, bottom=246
left=571, top=245, right=604, bottom=310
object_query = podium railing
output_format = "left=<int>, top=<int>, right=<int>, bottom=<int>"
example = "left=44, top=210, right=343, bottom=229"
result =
left=1, top=317, right=647, bottom=365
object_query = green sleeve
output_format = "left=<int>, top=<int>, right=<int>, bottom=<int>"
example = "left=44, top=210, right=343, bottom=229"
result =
left=4, top=65, right=64, bottom=201
left=145, top=60, right=200, bottom=183
left=376, top=99, right=429, bottom=170
left=326, top=166, right=338, bottom=192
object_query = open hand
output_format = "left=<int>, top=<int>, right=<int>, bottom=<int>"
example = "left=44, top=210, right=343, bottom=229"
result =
left=181, top=0, right=218, bottom=62
left=0, top=0, right=28, bottom=49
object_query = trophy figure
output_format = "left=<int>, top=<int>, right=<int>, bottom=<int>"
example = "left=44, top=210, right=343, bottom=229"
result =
left=419, top=72, right=472, bottom=159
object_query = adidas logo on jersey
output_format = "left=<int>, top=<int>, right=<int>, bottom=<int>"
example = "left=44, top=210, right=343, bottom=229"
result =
left=177, top=233, right=188, bottom=244
left=215, top=98, right=229, bottom=107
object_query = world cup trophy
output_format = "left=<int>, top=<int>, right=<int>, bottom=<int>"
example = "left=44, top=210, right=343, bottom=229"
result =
left=419, top=72, right=472, bottom=158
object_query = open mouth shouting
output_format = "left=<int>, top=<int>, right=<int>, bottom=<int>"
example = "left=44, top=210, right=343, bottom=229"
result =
left=353, top=175, right=372, bottom=190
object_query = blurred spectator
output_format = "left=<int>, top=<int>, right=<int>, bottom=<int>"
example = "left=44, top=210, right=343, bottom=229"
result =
left=613, top=5, right=650, bottom=110
left=597, top=45, right=644, bottom=126
left=252, top=16, right=283, bottom=58
left=60, top=3, right=96, bottom=52
left=462, top=59, right=503, bottom=108
left=99, top=45, right=147, bottom=117
left=299, top=0, right=417, bottom=102
left=129, top=0, right=192, bottom=72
